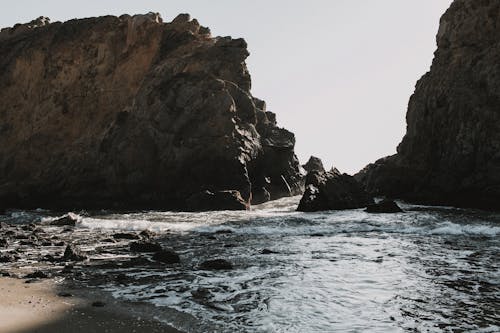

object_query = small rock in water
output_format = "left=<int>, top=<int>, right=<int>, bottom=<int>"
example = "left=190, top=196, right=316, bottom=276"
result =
left=191, top=287, right=212, bottom=300
left=261, top=249, right=279, bottom=255
left=61, top=265, right=73, bottom=274
left=57, top=292, right=73, bottom=297
left=0, top=254, right=14, bottom=263
left=49, top=213, right=78, bottom=226
left=199, top=259, right=233, bottom=270
left=152, top=250, right=180, bottom=264
left=365, top=200, right=403, bottom=213
left=139, top=230, right=155, bottom=239
left=215, top=229, right=233, bottom=234
left=130, top=241, right=162, bottom=253
left=63, top=245, right=87, bottom=261
left=112, top=232, right=140, bottom=240
left=0, top=238, right=8, bottom=247
left=25, top=271, right=49, bottom=279
left=91, top=301, right=106, bottom=307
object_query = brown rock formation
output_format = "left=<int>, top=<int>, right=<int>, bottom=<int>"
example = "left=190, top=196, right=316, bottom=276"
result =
left=0, top=13, right=303, bottom=210
left=356, top=0, right=500, bottom=210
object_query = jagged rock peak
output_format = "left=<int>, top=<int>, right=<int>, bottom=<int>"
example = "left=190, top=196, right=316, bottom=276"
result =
left=303, top=156, right=325, bottom=174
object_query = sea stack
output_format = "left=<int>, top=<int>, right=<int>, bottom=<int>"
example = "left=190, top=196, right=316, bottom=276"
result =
left=0, top=13, right=303, bottom=210
left=356, top=0, right=500, bottom=210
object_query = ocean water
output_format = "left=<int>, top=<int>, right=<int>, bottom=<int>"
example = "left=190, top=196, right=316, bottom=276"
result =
left=3, top=197, right=500, bottom=332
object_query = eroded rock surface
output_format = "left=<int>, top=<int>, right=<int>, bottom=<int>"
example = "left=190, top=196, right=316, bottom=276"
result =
left=356, top=0, right=500, bottom=210
left=0, top=13, right=303, bottom=210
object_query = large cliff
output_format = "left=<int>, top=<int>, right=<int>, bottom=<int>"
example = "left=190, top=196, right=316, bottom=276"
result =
left=0, top=13, right=303, bottom=210
left=356, top=0, right=500, bottom=210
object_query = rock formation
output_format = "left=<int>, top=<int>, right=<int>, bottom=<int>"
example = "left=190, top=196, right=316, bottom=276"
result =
left=0, top=13, right=303, bottom=210
left=303, top=156, right=325, bottom=173
left=297, top=169, right=373, bottom=212
left=356, top=0, right=500, bottom=210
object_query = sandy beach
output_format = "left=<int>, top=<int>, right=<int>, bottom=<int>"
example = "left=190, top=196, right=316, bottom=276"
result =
left=0, top=278, right=181, bottom=333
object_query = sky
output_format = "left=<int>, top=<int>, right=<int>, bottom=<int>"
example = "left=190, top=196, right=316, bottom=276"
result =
left=0, top=0, right=454, bottom=174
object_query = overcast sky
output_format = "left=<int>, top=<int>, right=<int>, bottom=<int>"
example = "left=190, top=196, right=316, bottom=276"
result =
left=1, top=0, right=454, bottom=173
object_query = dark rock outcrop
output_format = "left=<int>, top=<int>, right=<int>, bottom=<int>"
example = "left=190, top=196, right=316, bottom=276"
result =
left=365, top=200, right=403, bottom=213
left=0, top=13, right=303, bottom=211
left=298, top=169, right=373, bottom=212
left=356, top=1, right=500, bottom=210
left=303, top=156, right=325, bottom=173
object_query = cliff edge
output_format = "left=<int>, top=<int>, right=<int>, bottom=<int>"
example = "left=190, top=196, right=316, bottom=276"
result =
left=356, top=0, right=500, bottom=210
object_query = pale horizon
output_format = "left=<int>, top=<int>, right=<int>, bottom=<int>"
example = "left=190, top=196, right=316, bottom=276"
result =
left=1, top=0, right=454, bottom=173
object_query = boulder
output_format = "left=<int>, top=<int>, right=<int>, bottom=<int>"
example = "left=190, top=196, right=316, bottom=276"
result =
left=303, top=156, right=325, bottom=173
left=298, top=169, right=374, bottom=212
left=356, top=1, right=500, bottom=210
left=152, top=250, right=180, bottom=264
left=0, top=14, right=303, bottom=211
left=185, top=190, right=249, bottom=211
left=199, top=259, right=233, bottom=270
left=365, top=200, right=403, bottom=213
left=130, top=241, right=162, bottom=253
left=63, top=245, right=87, bottom=261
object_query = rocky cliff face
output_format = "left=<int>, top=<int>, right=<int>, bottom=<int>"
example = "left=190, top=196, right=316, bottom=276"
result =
left=0, top=13, right=303, bottom=210
left=356, top=0, right=500, bottom=210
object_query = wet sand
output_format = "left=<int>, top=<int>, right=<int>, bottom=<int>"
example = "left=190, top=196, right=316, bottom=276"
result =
left=0, top=278, right=182, bottom=333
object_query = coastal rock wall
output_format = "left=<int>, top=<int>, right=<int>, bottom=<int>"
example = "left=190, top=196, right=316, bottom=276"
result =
left=356, top=0, right=500, bottom=209
left=0, top=13, right=303, bottom=209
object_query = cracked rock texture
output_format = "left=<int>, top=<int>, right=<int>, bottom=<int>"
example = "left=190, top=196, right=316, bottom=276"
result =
left=0, top=13, right=303, bottom=210
left=356, top=0, right=500, bottom=210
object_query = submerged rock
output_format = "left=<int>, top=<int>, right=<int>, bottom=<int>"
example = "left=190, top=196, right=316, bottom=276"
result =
left=130, top=241, right=162, bottom=253
left=297, top=169, right=374, bottom=212
left=365, top=200, right=403, bottom=213
left=0, top=13, right=303, bottom=211
left=199, top=259, right=233, bottom=270
left=112, top=232, right=140, bottom=240
left=185, top=190, right=249, bottom=211
left=152, top=250, right=180, bottom=264
left=356, top=1, right=500, bottom=210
